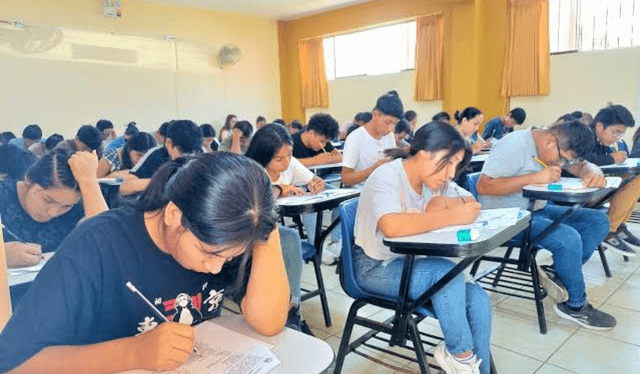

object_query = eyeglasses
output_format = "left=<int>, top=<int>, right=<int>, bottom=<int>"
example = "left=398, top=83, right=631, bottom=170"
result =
left=554, top=136, right=583, bottom=167
left=610, top=129, right=626, bottom=138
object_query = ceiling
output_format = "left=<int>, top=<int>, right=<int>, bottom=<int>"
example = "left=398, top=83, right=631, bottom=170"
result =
left=143, top=0, right=381, bottom=20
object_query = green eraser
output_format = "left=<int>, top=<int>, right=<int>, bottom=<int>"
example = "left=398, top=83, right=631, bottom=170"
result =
left=548, top=184, right=562, bottom=191
left=457, top=229, right=472, bottom=242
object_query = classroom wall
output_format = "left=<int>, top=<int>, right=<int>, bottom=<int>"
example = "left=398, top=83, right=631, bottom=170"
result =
left=510, top=47, right=640, bottom=145
left=305, top=70, right=442, bottom=126
left=0, top=0, right=281, bottom=138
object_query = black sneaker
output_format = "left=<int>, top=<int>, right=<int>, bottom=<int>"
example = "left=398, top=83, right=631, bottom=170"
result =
left=617, top=224, right=640, bottom=248
left=604, top=233, right=637, bottom=257
left=537, top=265, right=568, bottom=303
left=553, top=302, right=617, bottom=330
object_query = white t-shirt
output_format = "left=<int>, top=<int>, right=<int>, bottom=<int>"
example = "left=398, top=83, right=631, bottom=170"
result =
left=342, top=126, right=396, bottom=187
left=355, top=159, right=471, bottom=262
left=275, top=157, right=314, bottom=186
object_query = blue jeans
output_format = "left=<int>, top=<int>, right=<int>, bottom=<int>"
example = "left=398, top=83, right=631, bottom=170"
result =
left=513, top=204, right=609, bottom=308
left=301, top=184, right=341, bottom=244
left=354, top=246, right=492, bottom=374
left=279, top=226, right=303, bottom=305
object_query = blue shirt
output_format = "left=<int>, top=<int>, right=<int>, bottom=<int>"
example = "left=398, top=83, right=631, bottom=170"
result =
left=8, top=138, right=26, bottom=150
left=481, top=116, right=512, bottom=140
left=106, top=136, right=126, bottom=153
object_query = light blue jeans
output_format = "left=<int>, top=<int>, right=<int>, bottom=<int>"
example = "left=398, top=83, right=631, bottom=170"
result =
left=513, top=204, right=609, bottom=308
left=279, top=225, right=303, bottom=305
left=354, top=246, right=492, bottom=374
left=301, top=184, right=341, bottom=245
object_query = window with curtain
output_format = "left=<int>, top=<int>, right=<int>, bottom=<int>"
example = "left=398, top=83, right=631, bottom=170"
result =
left=323, top=21, right=416, bottom=80
left=550, top=0, right=640, bottom=53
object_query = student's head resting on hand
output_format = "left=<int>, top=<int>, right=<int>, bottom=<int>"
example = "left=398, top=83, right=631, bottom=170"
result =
left=245, top=123, right=293, bottom=182
left=137, top=152, right=277, bottom=279
left=371, top=90, right=404, bottom=136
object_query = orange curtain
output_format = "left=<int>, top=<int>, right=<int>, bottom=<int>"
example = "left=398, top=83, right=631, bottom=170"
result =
left=298, top=37, right=329, bottom=108
left=502, top=0, right=550, bottom=97
left=414, top=14, right=444, bottom=102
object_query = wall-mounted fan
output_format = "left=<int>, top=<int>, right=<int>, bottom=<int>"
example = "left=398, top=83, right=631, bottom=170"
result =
left=215, top=43, right=241, bottom=68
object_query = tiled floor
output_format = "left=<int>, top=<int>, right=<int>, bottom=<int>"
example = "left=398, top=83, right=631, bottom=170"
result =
left=299, top=224, right=640, bottom=374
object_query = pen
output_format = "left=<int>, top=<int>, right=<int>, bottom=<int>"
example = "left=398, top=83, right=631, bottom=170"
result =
left=126, top=281, right=200, bottom=354
left=533, top=157, right=548, bottom=168
left=1, top=225, right=27, bottom=244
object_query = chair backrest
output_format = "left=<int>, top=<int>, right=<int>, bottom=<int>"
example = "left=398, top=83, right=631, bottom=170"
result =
left=0, top=218, right=12, bottom=332
left=338, top=198, right=369, bottom=300
left=466, top=172, right=481, bottom=200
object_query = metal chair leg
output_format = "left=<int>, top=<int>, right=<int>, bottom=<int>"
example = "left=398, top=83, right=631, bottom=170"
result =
left=312, top=255, right=332, bottom=327
left=530, top=256, right=547, bottom=334
left=333, top=300, right=365, bottom=374
left=597, top=245, right=612, bottom=278
left=491, top=247, right=514, bottom=287
left=407, top=318, right=431, bottom=374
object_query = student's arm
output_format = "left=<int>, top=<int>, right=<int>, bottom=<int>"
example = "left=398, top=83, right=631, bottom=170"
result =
left=564, top=161, right=606, bottom=188
left=229, top=129, right=242, bottom=155
left=68, top=151, right=108, bottom=218
left=96, top=156, right=113, bottom=178
left=120, top=176, right=150, bottom=196
left=341, top=159, right=390, bottom=187
left=476, top=166, right=561, bottom=196
left=481, top=121, right=495, bottom=140
left=298, top=152, right=334, bottom=166
left=585, top=152, right=616, bottom=166
left=241, top=229, right=289, bottom=336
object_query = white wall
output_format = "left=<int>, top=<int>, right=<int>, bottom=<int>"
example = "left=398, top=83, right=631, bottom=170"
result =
left=306, top=70, right=442, bottom=128
left=511, top=47, right=640, bottom=145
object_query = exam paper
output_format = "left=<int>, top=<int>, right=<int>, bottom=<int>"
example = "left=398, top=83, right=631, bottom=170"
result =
left=430, top=208, right=521, bottom=233
left=120, top=323, right=280, bottom=374
left=277, top=188, right=357, bottom=205
left=532, top=177, right=621, bottom=190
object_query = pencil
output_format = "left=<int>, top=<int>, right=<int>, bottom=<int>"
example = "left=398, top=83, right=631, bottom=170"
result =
left=126, top=281, right=200, bottom=354
left=1, top=223, right=27, bottom=244
left=533, top=157, right=548, bottom=168
left=320, top=145, right=327, bottom=153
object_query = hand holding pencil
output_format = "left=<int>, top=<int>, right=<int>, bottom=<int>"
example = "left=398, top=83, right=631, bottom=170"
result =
left=533, top=157, right=561, bottom=184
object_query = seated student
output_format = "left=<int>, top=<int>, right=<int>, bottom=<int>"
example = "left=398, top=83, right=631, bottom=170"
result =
left=218, top=120, right=253, bottom=155
left=454, top=107, right=490, bottom=154
left=0, top=153, right=289, bottom=374
left=403, top=110, right=417, bottom=142
left=256, top=116, right=267, bottom=130
left=106, top=122, right=139, bottom=153
left=121, top=120, right=202, bottom=196
left=342, top=91, right=404, bottom=187
left=481, top=107, right=526, bottom=141
left=55, top=125, right=104, bottom=157
left=219, top=114, right=238, bottom=143
left=1, top=149, right=108, bottom=306
left=97, top=132, right=157, bottom=178
left=292, top=113, right=341, bottom=167
left=476, top=120, right=616, bottom=330
left=582, top=104, right=640, bottom=256
left=432, top=111, right=451, bottom=123
left=273, top=118, right=287, bottom=126
left=96, top=119, right=116, bottom=150
left=155, top=121, right=170, bottom=145
left=9, top=124, right=42, bottom=150
left=394, top=119, right=411, bottom=149
left=199, top=124, right=218, bottom=153
left=288, top=120, right=304, bottom=136
left=29, top=134, right=64, bottom=158
left=355, top=122, right=491, bottom=374
left=1, top=131, right=17, bottom=145
left=345, top=112, right=372, bottom=139
left=0, top=144, right=36, bottom=181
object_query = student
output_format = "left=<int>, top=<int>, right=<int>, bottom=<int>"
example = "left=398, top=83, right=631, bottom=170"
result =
left=355, top=122, right=491, bottom=374
left=288, top=120, right=303, bottom=135
left=0, top=144, right=36, bottom=181
left=256, top=116, right=267, bottom=130
left=1, top=131, right=16, bottom=145
left=582, top=104, right=639, bottom=256
left=106, top=122, right=139, bottom=153
left=432, top=111, right=451, bottom=123
left=96, top=119, right=116, bottom=150
left=394, top=119, right=411, bottom=149
left=292, top=113, right=341, bottom=167
left=403, top=110, right=417, bottom=142
left=481, top=107, right=526, bottom=140
left=55, top=125, right=103, bottom=157
left=218, top=120, right=253, bottom=155
left=454, top=107, right=490, bottom=154
left=122, top=120, right=202, bottom=196
left=9, top=124, right=42, bottom=150
left=0, top=153, right=289, bottom=374
left=273, top=118, right=287, bottom=126
left=199, top=124, right=218, bottom=153
left=28, top=134, right=64, bottom=158
left=345, top=112, right=372, bottom=139
left=97, top=132, right=157, bottom=178
left=155, top=121, right=170, bottom=145
left=342, top=91, right=403, bottom=187
left=219, top=114, right=237, bottom=142
left=476, top=120, right=616, bottom=330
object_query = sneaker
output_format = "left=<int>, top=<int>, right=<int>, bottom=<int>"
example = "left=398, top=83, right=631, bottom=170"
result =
left=434, top=342, right=481, bottom=374
left=617, top=224, right=640, bottom=248
left=321, top=242, right=341, bottom=265
left=604, top=232, right=637, bottom=257
left=537, top=266, right=569, bottom=303
left=553, top=302, right=617, bottom=330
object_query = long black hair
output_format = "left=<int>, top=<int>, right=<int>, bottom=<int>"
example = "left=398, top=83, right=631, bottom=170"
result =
left=25, top=149, right=79, bottom=190
left=454, top=107, right=482, bottom=124
left=121, top=132, right=156, bottom=169
left=244, top=123, right=292, bottom=168
left=134, top=152, right=277, bottom=291
left=408, top=121, right=472, bottom=176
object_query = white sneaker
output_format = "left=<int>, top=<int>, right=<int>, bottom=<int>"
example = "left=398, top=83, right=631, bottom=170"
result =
left=321, top=242, right=341, bottom=265
left=434, top=343, right=481, bottom=374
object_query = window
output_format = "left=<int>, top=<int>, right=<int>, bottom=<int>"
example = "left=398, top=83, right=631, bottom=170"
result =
left=550, top=0, right=640, bottom=53
left=323, top=21, right=416, bottom=80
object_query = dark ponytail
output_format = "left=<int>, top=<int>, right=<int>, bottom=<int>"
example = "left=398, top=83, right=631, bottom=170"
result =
left=25, top=149, right=79, bottom=190
left=454, top=107, right=482, bottom=124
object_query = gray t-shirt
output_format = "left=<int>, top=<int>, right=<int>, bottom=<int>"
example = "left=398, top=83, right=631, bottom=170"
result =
left=355, top=159, right=471, bottom=262
left=478, top=128, right=544, bottom=210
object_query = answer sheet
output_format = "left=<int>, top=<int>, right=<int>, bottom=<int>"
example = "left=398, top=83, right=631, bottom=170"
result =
left=429, top=208, right=521, bottom=233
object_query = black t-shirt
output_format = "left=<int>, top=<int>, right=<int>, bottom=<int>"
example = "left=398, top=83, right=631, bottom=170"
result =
left=131, top=147, right=171, bottom=179
left=0, top=180, right=84, bottom=253
left=0, top=207, right=244, bottom=372
left=291, top=132, right=335, bottom=160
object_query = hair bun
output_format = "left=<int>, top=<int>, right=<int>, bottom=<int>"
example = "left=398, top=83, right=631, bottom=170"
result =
left=454, top=110, right=461, bottom=121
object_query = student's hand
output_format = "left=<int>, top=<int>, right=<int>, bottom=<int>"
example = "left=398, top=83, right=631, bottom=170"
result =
left=471, top=141, right=485, bottom=154
left=281, top=185, right=307, bottom=197
left=308, top=177, right=325, bottom=194
left=483, top=139, right=492, bottom=149
left=533, top=165, right=562, bottom=184
left=109, top=128, right=117, bottom=140
left=68, top=151, right=99, bottom=185
left=135, top=322, right=195, bottom=372
left=5, top=242, right=42, bottom=268
left=373, top=157, right=392, bottom=170
left=232, top=128, right=243, bottom=141
left=314, top=152, right=333, bottom=165
left=450, top=201, right=482, bottom=225
left=582, top=172, right=607, bottom=188
left=611, top=151, right=628, bottom=164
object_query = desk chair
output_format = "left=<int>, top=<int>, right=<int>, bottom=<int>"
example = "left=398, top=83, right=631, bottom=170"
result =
left=300, top=240, right=332, bottom=327
left=334, top=199, right=497, bottom=374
